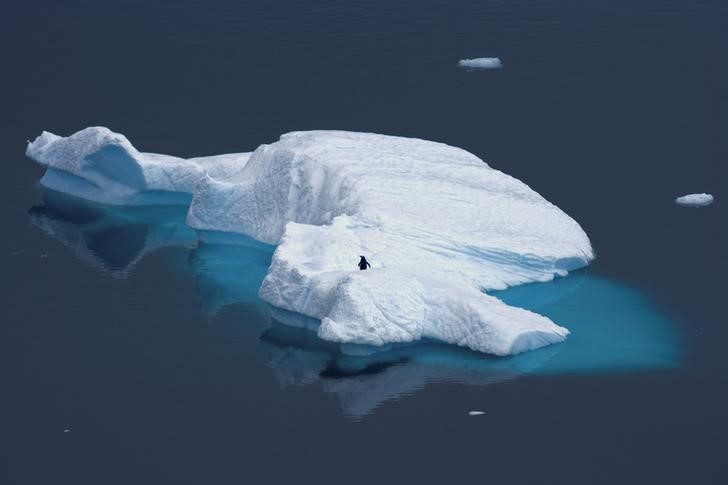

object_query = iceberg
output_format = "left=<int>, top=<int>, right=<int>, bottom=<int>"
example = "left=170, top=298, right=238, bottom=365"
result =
left=27, top=127, right=594, bottom=356
left=458, top=57, right=503, bottom=69
left=675, top=193, right=714, bottom=207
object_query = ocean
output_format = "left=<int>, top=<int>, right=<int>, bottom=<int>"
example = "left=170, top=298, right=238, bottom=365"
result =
left=2, top=1, right=727, bottom=483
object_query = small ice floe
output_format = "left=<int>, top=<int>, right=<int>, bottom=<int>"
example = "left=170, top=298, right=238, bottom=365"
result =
left=468, top=411, right=485, bottom=416
left=675, top=193, right=714, bottom=207
left=40, top=254, right=49, bottom=258
left=458, top=57, right=502, bottom=70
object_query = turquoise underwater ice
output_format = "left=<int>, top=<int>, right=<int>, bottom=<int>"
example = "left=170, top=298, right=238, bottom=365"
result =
left=29, top=189, right=682, bottom=416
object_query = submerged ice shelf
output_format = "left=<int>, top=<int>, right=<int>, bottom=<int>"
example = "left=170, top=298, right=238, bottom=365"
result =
left=264, top=272, right=680, bottom=417
left=27, top=126, right=594, bottom=356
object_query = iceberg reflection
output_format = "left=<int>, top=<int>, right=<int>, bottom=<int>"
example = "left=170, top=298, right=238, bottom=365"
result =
left=260, top=320, right=558, bottom=418
left=28, top=191, right=197, bottom=277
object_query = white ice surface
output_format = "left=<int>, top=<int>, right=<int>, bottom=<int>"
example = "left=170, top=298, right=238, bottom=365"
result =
left=458, top=57, right=503, bottom=69
left=26, top=127, right=250, bottom=205
left=675, top=193, right=714, bottom=207
left=27, top=127, right=594, bottom=356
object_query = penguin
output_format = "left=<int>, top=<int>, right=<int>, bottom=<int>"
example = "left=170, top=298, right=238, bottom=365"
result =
left=357, top=256, right=371, bottom=270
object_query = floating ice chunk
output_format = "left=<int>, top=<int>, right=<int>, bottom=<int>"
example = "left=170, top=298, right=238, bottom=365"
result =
left=468, top=411, right=485, bottom=416
left=27, top=127, right=594, bottom=356
left=675, top=193, right=713, bottom=207
left=458, top=57, right=503, bottom=69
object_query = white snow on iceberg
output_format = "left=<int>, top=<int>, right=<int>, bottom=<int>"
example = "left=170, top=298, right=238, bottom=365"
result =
left=27, top=127, right=594, bottom=356
left=458, top=57, right=503, bottom=69
left=26, top=127, right=251, bottom=205
left=675, top=193, right=714, bottom=207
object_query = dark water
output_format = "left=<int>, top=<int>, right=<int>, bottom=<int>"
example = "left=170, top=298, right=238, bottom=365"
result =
left=2, top=1, right=727, bottom=483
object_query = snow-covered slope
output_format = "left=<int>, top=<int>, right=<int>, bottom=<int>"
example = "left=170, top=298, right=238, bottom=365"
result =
left=27, top=127, right=594, bottom=356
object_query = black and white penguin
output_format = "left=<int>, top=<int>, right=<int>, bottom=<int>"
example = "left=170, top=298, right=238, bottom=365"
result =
left=357, top=256, right=371, bottom=270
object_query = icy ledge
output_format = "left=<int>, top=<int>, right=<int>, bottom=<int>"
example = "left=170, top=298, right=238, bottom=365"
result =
left=27, top=127, right=594, bottom=356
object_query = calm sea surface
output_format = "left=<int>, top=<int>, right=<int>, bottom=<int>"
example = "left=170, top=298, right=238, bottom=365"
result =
left=2, top=1, right=727, bottom=483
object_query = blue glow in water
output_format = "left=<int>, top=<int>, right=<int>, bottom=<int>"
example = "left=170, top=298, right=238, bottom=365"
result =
left=263, top=266, right=681, bottom=378
left=188, top=236, right=273, bottom=316
left=493, top=273, right=682, bottom=374
left=29, top=187, right=682, bottom=416
left=259, top=273, right=682, bottom=416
